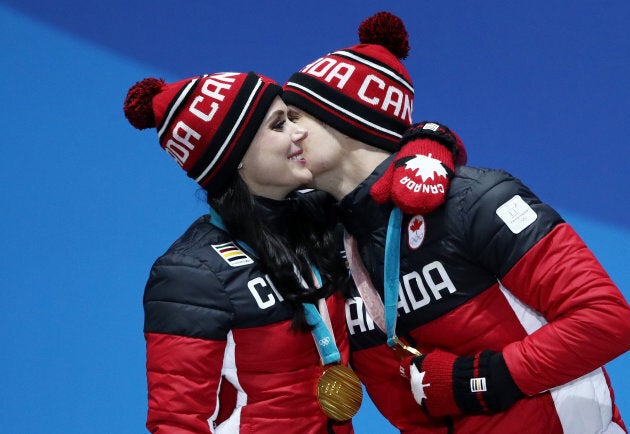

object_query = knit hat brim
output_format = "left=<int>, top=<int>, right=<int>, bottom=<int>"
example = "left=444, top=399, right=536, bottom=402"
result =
left=284, top=71, right=407, bottom=153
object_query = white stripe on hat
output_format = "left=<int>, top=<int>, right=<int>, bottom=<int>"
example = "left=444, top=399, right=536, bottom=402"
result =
left=286, top=81, right=403, bottom=140
left=157, top=77, right=201, bottom=139
left=194, top=78, right=264, bottom=183
left=334, top=50, right=414, bottom=93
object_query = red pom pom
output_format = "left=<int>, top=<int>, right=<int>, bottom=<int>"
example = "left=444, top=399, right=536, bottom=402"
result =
left=358, top=11, right=410, bottom=59
left=123, top=77, right=165, bottom=130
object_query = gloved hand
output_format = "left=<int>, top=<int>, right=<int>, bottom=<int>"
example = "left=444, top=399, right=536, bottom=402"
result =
left=400, top=349, right=524, bottom=417
left=370, top=121, right=467, bottom=215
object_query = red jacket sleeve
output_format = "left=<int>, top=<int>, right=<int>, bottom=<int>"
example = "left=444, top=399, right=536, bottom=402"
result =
left=458, top=170, right=630, bottom=396
left=145, top=332, right=226, bottom=433
left=501, top=223, right=630, bottom=394
left=143, top=252, right=234, bottom=433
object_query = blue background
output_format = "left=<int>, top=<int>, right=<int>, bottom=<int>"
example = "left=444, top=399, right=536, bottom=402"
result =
left=1, top=1, right=628, bottom=432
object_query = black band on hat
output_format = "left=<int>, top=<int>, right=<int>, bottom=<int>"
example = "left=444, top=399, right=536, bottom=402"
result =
left=284, top=73, right=407, bottom=152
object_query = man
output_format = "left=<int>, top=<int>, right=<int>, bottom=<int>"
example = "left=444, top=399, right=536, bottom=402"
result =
left=283, top=11, right=630, bottom=433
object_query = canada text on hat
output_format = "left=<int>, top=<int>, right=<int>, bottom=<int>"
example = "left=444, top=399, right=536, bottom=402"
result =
left=124, top=71, right=281, bottom=195
left=283, top=12, right=413, bottom=152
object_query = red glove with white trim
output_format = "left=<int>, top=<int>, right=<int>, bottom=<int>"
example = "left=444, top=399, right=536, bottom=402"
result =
left=400, top=349, right=524, bottom=417
left=370, top=121, right=467, bottom=215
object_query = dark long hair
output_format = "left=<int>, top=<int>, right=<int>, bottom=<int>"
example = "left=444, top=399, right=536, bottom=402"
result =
left=207, top=176, right=348, bottom=331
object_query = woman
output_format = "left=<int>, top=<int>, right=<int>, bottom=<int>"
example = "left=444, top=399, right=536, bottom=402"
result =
left=123, top=71, right=361, bottom=433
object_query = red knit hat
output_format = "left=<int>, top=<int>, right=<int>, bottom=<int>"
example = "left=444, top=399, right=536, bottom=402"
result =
left=124, top=72, right=281, bottom=195
left=283, top=12, right=413, bottom=152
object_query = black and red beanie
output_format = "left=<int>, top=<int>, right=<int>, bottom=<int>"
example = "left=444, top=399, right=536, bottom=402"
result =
left=283, top=11, right=413, bottom=152
left=124, top=72, right=281, bottom=195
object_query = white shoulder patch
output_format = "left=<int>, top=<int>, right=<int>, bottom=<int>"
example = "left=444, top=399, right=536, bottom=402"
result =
left=495, top=195, right=537, bottom=234
left=211, top=242, right=254, bottom=267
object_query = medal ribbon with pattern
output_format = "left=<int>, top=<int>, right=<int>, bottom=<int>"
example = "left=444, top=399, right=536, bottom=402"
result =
left=344, top=206, right=422, bottom=358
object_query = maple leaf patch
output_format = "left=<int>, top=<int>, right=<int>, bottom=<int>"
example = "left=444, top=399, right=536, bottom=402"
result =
left=407, top=215, right=426, bottom=250
left=410, top=218, right=423, bottom=232
left=404, top=154, right=448, bottom=182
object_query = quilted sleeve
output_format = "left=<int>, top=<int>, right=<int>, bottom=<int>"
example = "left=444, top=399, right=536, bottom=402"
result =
left=463, top=170, right=630, bottom=395
left=500, top=223, right=630, bottom=394
left=143, top=254, right=234, bottom=433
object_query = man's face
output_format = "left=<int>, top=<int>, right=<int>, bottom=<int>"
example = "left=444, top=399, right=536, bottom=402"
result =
left=286, top=106, right=344, bottom=186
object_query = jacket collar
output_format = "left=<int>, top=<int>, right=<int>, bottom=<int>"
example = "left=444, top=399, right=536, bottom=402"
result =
left=253, top=195, right=296, bottom=236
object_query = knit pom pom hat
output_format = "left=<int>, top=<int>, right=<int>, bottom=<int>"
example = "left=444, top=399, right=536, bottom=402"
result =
left=283, top=11, right=413, bottom=152
left=124, top=72, right=281, bottom=195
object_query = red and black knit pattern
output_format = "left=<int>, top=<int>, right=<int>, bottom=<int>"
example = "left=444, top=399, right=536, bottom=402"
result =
left=283, top=11, right=414, bottom=152
left=124, top=71, right=281, bottom=194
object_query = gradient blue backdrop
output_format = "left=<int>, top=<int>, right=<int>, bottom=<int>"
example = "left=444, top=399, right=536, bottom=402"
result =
left=1, top=1, right=628, bottom=433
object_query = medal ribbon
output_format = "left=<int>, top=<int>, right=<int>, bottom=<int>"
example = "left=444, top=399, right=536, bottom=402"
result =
left=208, top=206, right=341, bottom=365
left=303, top=269, right=341, bottom=365
left=344, top=207, right=418, bottom=353
left=384, top=206, right=403, bottom=347
left=343, top=233, right=386, bottom=331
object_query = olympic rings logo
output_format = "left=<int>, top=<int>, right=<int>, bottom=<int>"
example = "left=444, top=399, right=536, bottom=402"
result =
left=319, top=337, right=331, bottom=346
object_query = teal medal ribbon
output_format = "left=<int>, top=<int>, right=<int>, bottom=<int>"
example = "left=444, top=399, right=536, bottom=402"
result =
left=343, top=206, right=421, bottom=357
left=302, top=268, right=342, bottom=365
left=384, top=207, right=422, bottom=356
left=384, top=206, right=403, bottom=347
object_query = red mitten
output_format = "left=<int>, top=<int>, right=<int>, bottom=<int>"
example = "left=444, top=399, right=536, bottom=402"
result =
left=370, top=121, right=467, bottom=215
left=403, top=349, right=524, bottom=418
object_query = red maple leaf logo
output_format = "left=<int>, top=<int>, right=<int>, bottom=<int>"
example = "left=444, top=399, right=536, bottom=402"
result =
left=410, top=217, right=423, bottom=232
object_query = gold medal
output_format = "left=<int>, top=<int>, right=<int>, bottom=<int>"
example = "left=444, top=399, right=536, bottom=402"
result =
left=316, top=364, right=363, bottom=421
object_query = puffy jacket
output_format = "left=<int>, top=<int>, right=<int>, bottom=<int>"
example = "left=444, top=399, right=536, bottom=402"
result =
left=341, top=159, right=630, bottom=433
left=143, top=209, right=353, bottom=434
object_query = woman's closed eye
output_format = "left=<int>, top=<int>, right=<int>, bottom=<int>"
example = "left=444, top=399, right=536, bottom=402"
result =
left=272, top=119, right=286, bottom=131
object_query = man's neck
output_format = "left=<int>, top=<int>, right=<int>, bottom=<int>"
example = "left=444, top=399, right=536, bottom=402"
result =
left=316, top=145, right=390, bottom=201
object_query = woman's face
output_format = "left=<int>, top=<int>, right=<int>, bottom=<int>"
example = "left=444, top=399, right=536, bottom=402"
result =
left=239, top=97, right=311, bottom=199
left=285, top=106, right=344, bottom=184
